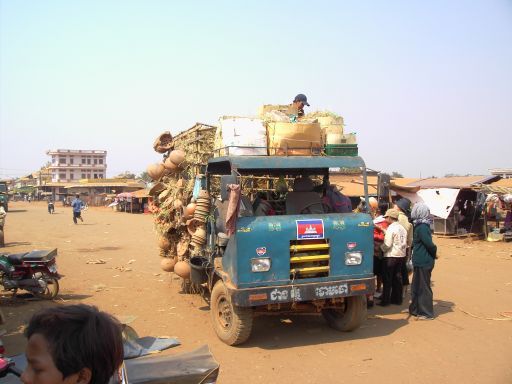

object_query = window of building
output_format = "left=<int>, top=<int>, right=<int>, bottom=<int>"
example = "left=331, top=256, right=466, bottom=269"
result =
left=69, top=174, right=74, bottom=180
left=94, top=174, right=98, bottom=179
left=81, top=174, right=86, bottom=179
left=82, top=157, right=86, bottom=164
left=59, top=173, right=66, bottom=180
left=99, top=159, right=103, bottom=164
left=87, top=159, right=91, bottom=164
left=69, top=158, right=74, bottom=165
left=94, top=159, right=98, bottom=164
left=59, top=157, right=66, bottom=164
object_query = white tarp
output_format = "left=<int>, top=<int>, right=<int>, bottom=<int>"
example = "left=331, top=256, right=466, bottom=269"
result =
left=217, top=116, right=267, bottom=156
left=397, top=188, right=460, bottom=220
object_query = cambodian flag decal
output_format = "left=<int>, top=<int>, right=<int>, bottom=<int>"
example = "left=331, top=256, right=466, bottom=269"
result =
left=296, top=219, right=324, bottom=240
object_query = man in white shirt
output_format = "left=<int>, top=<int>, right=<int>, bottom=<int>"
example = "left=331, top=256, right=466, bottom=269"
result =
left=378, top=208, right=407, bottom=306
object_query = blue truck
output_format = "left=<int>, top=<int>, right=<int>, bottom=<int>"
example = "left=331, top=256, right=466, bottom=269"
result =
left=0, top=182, right=8, bottom=212
left=197, top=155, right=374, bottom=345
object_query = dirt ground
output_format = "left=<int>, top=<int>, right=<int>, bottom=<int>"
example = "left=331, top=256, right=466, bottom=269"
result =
left=1, top=201, right=511, bottom=383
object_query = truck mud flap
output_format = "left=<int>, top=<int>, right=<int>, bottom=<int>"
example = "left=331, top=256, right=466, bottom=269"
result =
left=228, top=278, right=375, bottom=307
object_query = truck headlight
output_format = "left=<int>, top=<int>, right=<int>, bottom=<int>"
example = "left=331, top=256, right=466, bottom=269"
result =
left=345, top=251, right=362, bottom=265
left=251, top=258, right=271, bottom=272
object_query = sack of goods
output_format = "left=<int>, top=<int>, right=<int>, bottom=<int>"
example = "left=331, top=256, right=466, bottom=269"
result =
left=214, top=116, right=268, bottom=156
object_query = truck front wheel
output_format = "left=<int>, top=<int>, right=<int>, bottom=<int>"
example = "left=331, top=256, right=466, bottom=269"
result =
left=210, top=281, right=253, bottom=345
left=322, top=295, right=367, bottom=332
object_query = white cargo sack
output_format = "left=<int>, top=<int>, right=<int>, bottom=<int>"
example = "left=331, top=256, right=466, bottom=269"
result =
left=215, top=116, right=267, bottom=156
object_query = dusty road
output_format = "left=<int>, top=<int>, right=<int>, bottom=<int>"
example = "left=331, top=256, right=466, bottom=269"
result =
left=1, top=201, right=511, bottom=383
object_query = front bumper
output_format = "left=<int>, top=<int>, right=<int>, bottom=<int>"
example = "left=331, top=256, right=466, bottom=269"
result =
left=228, top=277, right=375, bottom=307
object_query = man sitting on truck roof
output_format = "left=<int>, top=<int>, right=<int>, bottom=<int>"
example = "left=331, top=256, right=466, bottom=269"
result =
left=287, top=93, right=310, bottom=118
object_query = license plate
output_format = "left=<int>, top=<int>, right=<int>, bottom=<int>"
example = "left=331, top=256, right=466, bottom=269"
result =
left=48, top=264, right=58, bottom=273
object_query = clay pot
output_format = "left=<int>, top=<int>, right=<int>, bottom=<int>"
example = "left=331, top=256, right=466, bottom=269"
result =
left=160, top=257, right=177, bottom=272
left=149, top=182, right=165, bottom=196
left=153, top=131, right=174, bottom=153
left=198, top=190, right=210, bottom=199
left=158, top=236, right=171, bottom=251
left=174, top=260, right=191, bottom=279
left=187, top=218, right=204, bottom=236
left=169, top=149, right=186, bottom=166
left=163, top=156, right=180, bottom=172
left=173, top=199, right=183, bottom=210
left=185, top=203, right=196, bottom=217
left=191, top=227, right=207, bottom=246
left=147, top=163, right=166, bottom=181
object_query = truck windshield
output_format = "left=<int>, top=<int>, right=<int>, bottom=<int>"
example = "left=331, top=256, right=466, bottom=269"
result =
left=0, top=184, right=7, bottom=193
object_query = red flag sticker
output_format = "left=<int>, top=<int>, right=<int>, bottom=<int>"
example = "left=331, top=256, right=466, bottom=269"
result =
left=256, top=247, right=267, bottom=256
left=347, top=242, right=357, bottom=250
left=296, top=219, right=324, bottom=240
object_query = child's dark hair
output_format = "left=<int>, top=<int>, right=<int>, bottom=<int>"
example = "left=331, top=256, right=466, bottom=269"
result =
left=25, top=304, right=124, bottom=384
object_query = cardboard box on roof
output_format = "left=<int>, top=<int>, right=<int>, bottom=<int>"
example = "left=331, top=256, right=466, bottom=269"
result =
left=306, top=111, right=346, bottom=145
left=267, top=121, right=322, bottom=156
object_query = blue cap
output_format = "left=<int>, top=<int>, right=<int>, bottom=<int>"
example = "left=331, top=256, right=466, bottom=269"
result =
left=293, top=94, right=310, bottom=106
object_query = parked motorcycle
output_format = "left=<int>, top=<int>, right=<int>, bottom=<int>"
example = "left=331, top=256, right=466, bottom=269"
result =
left=0, top=249, right=60, bottom=299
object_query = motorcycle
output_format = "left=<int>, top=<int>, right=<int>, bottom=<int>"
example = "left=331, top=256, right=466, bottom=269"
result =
left=0, top=249, right=60, bottom=299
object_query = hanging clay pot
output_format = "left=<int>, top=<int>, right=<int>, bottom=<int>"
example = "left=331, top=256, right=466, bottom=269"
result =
left=163, top=156, right=180, bottom=172
left=187, top=218, right=204, bottom=236
left=147, top=163, right=166, bottom=181
left=153, top=131, right=174, bottom=153
left=185, top=202, right=196, bottom=217
left=174, top=260, right=191, bottom=279
left=158, top=236, right=171, bottom=251
left=160, top=256, right=177, bottom=272
left=198, top=190, right=210, bottom=199
left=169, top=149, right=186, bottom=166
left=173, top=199, right=183, bottom=210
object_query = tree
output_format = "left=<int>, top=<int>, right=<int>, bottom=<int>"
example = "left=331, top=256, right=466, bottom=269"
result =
left=115, top=171, right=136, bottom=179
left=390, top=171, right=403, bottom=178
left=139, top=171, right=152, bottom=183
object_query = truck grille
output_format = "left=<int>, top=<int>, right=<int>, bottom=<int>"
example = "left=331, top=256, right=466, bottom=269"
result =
left=289, top=240, right=330, bottom=279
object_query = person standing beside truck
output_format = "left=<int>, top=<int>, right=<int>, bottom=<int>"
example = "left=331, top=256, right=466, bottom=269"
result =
left=0, top=202, right=6, bottom=247
left=71, top=194, right=84, bottom=224
left=379, top=208, right=407, bottom=306
left=394, top=197, right=413, bottom=296
left=409, top=203, right=437, bottom=320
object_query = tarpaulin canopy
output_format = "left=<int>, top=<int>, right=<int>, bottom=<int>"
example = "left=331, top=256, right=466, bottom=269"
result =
left=396, top=188, right=460, bottom=219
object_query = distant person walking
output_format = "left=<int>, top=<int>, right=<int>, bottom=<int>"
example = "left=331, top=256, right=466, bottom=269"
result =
left=71, top=194, right=84, bottom=224
left=409, top=203, right=437, bottom=320
left=0, top=202, right=6, bottom=246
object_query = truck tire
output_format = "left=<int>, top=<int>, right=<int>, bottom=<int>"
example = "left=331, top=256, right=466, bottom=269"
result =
left=210, top=280, right=253, bottom=346
left=322, top=295, right=367, bottom=332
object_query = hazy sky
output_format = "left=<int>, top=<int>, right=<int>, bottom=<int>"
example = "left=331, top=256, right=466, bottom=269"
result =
left=1, top=0, right=511, bottom=179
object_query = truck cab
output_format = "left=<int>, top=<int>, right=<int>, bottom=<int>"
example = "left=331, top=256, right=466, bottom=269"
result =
left=205, top=155, right=374, bottom=345
left=0, top=182, right=8, bottom=212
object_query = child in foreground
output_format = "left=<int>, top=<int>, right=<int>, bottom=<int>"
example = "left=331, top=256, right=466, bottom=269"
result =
left=21, top=304, right=124, bottom=384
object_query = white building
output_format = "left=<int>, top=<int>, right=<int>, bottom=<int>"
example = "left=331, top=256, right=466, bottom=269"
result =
left=489, top=168, right=512, bottom=179
left=46, top=149, right=107, bottom=182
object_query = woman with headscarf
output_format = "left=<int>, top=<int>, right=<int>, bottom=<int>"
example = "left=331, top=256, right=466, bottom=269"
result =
left=409, top=203, right=437, bottom=319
